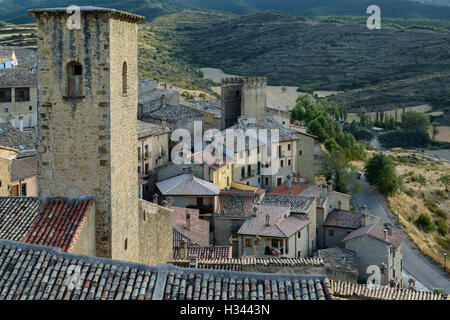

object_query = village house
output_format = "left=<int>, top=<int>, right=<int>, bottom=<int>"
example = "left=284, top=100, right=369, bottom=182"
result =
left=137, top=79, right=179, bottom=117
left=137, top=120, right=170, bottom=199
left=0, top=151, right=38, bottom=197
left=237, top=204, right=313, bottom=258
left=0, top=68, right=38, bottom=128
left=343, top=222, right=403, bottom=286
left=156, top=168, right=220, bottom=222
left=323, top=204, right=380, bottom=248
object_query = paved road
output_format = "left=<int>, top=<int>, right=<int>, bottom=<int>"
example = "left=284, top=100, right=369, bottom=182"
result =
left=354, top=180, right=450, bottom=293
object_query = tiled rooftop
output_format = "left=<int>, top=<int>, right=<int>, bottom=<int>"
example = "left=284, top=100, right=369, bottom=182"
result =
left=317, top=247, right=358, bottom=274
left=235, top=117, right=299, bottom=143
left=217, top=189, right=264, bottom=218
left=143, top=104, right=204, bottom=122
left=23, top=198, right=94, bottom=252
left=0, top=68, right=38, bottom=88
left=137, top=120, right=170, bottom=139
left=343, top=223, right=403, bottom=249
left=0, top=197, right=40, bottom=242
left=238, top=205, right=310, bottom=238
left=0, top=239, right=442, bottom=300
left=10, top=155, right=38, bottom=182
left=173, top=207, right=209, bottom=247
left=173, top=246, right=232, bottom=260
left=0, top=123, right=38, bottom=151
left=271, top=182, right=327, bottom=208
left=324, top=209, right=363, bottom=229
left=157, top=174, right=220, bottom=196
left=330, top=280, right=447, bottom=300
left=261, top=194, right=314, bottom=214
left=172, top=257, right=325, bottom=271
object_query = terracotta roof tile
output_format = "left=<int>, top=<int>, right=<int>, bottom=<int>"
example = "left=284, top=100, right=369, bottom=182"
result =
left=173, top=207, right=209, bottom=247
left=173, top=246, right=232, bottom=260
left=10, top=156, right=38, bottom=181
left=0, top=197, right=40, bottom=241
left=342, top=223, right=403, bottom=249
left=22, top=198, right=94, bottom=252
left=324, top=209, right=362, bottom=229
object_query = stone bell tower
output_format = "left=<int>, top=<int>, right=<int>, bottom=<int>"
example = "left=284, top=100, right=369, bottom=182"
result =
left=29, top=7, right=144, bottom=261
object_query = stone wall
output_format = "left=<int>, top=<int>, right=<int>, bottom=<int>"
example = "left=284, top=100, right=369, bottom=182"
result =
left=71, top=202, right=96, bottom=256
left=242, top=77, right=267, bottom=120
left=0, top=86, right=38, bottom=128
left=294, top=133, right=315, bottom=184
left=138, top=199, right=173, bottom=265
left=324, top=226, right=353, bottom=248
left=0, top=156, right=11, bottom=196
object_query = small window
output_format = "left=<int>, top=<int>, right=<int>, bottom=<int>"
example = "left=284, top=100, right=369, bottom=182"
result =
left=277, top=177, right=282, bottom=186
left=145, top=163, right=149, bottom=175
left=21, top=183, right=27, bottom=196
left=138, top=166, right=141, bottom=174
left=281, top=160, right=284, bottom=167
left=329, top=229, right=334, bottom=236
left=0, top=88, right=11, bottom=102
left=245, top=239, right=252, bottom=247
left=288, top=144, right=291, bottom=151
left=124, top=238, right=128, bottom=250
left=297, top=232, right=301, bottom=239
left=29, top=105, right=33, bottom=111
left=122, top=62, right=128, bottom=95
left=15, top=88, right=30, bottom=102
left=3, top=108, right=8, bottom=113
left=67, top=61, right=83, bottom=97
left=288, top=159, right=292, bottom=166
left=265, top=177, right=269, bottom=186
left=138, top=147, right=141, bottom=161
left=299, top=150, right=303, bottom=156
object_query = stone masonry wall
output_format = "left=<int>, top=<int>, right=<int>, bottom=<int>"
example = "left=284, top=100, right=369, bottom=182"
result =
left=0, top=156, right=12, bottom=196
left=138, top=199, right=173, bottom=265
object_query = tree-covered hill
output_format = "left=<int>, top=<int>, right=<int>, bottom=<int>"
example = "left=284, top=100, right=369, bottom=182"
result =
left=1, top=0, right=450, bottom=23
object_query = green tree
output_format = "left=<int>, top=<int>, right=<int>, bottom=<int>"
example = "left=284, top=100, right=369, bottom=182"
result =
left=438, top=174, right=450, bottom=192
left=401, top=110, right=431, bottom=132
left=321, top=150, right=359, bottom=194
left=432, top=122, right=440, bottom=141
left=281, top=86, right=287, bottom=93
left=365, top=152, right=400, bottom=196
left=415, top=213, right=435, bottom=232
left=324, top=138, right=339, bottom=152
left=415, top=174, right=427, bottom=191
left=357, top=108, right=368, bottom=127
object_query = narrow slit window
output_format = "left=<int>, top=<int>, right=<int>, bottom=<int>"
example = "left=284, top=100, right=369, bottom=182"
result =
left=67, top=62, right=83, bottom=97
left=122, top=62, right=128, bottom=94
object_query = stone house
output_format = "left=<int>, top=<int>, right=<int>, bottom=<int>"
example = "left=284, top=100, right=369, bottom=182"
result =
left=156, top=169, right=220, bottom=223
left=237, top=204, right=311, bottom=258
left=290, top=124, right=318, bottom=184
left=323, top=206, right=380, bottom=248
left=137, top=120, right=170, bottom=199
left=0, top=68, right=38, bottom=128
left=0, top=152, right=38, bottom=197
left=343, top=222, right=403, bottom=286
left=142, top=103, right=205, bottom=145
left=138, top=79, right=179, bottom=117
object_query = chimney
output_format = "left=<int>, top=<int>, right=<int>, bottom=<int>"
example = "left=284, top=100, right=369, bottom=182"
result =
left=384, top=229, right=388, bottom=240
left=321, top=183, right=327, bottom=197
left=286, top=174, right=292, bottom=190
left=384, top=223, right=393, bottom=236
left=327, top=180, right=333, bottom=193
left=18, top=116, right=24, bottom=132
left=338, top=200, right=342, bottom=210
left=161, top=118, right=167, bottom=129
left=361, top=204, right=368, bottom=226
left=252, top=205, right=259, bottom=217
left=408, top=277, right=416, bottom=290
left=265, top=214, right=270, bottom=227
left=167, top=196, right=173, bottom=208
left=161, top=94, right=167, bottom=107
left=186, top=211, right=191, bottom=230
left=389, top=278, right=397, bottom=288
left=188, top=167, right=194, bottom=180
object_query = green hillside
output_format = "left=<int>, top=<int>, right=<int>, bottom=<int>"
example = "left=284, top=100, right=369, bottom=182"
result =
left=1, top=0, right=450, bottom=23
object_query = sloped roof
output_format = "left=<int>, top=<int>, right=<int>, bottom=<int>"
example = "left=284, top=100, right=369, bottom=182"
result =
left=171, top=256, right=325, bottom=271
left=324, top=210, right=362, bottom=229
left=22, top=198, right=94, bottom=252
left=143, top=104, right=204, bottom=122
left=238, top=205, right=310, bottom=238
left=173, top=246, right=232, bottom=260
left=10, top=155, right=37, bottom=181
left=0, top=123, right=38, bottom=150
left=137, top=120, right=170, bottom=139
left=330, top=280, right=447, bottom=300
left=157, top=174, right=220, bottom=196
left=0, top=239, right=335, bottom=300
left=271, top=182, right=327, bottom=208
left=0, top=197, right=40, bottom=242
left=236, top=117, right=299, bottom=142
left=261, top=194, right=314, bottom=214
left=342, top=223, right=403, bottom=249
left=172, top=207, right=209, bottom=247
left=0, top=68, right=37, bottom=88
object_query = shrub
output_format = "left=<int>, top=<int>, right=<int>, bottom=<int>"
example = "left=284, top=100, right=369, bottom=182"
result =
left=435, top=219, right=448, bottom=236
left=379, top=129, right=431, bottom=148
left=415, top=213, right=435, bottom=232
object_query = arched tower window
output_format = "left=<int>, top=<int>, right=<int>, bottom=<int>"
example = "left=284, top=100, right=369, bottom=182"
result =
left=122, top=62, right=128, bottom=95
left=67, top=61, right=83, bottom=97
